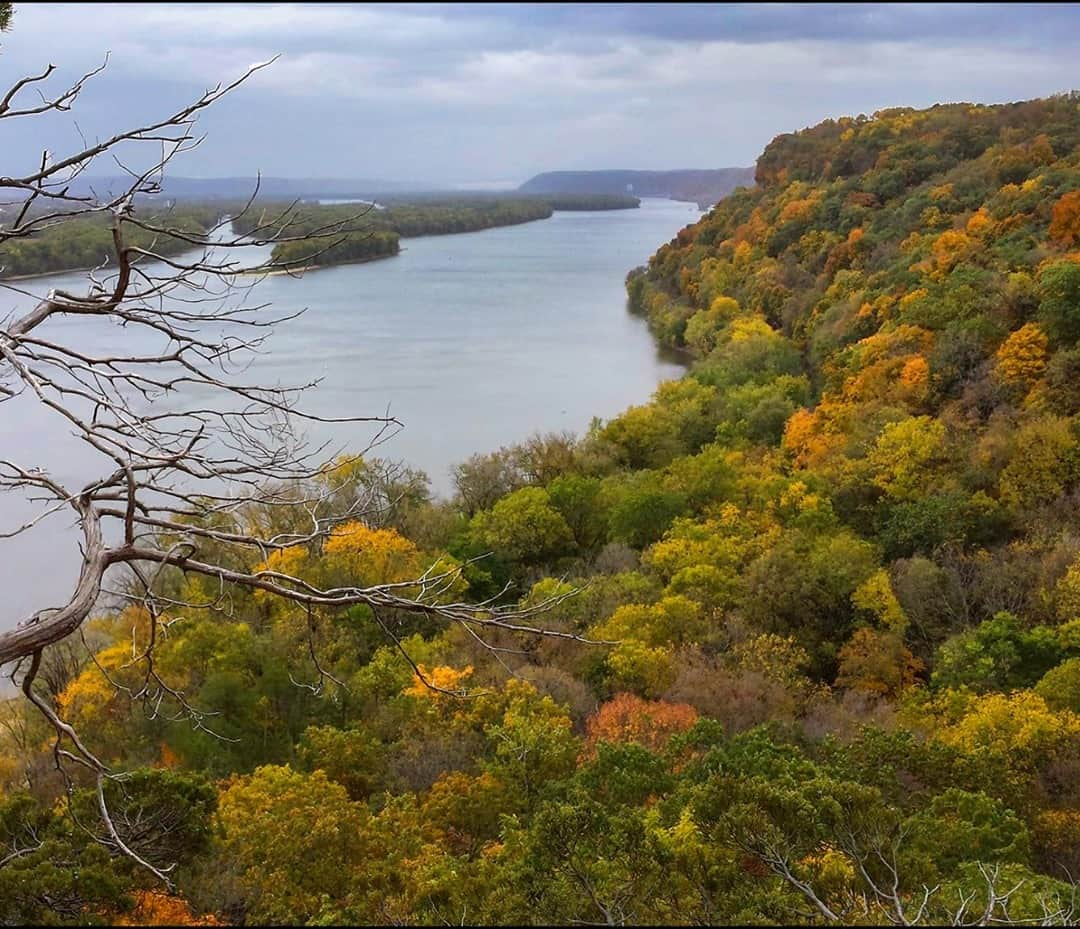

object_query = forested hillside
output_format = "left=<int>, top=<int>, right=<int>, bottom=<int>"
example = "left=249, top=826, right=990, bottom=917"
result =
left=4, top=95, right=1080, bottom=925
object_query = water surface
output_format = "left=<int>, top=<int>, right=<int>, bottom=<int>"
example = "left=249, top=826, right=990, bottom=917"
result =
left=0, top=198, right=694, bottom=630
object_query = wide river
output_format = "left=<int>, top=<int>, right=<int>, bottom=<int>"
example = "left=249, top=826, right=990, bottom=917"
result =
left=0, top=197, right=694, bottom=632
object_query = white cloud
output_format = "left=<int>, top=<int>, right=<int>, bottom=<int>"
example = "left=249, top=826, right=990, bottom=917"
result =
left=0, top=3, right=1076, bottom=183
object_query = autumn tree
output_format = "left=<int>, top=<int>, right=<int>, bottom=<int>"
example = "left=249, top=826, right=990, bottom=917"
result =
left=210, top=766, right=374, bottom=923
left=583, top=693, right=698, bottom=757
left=1038, top=259, right=1080, bottom=345
left=0, top=38, right=581, bottom=891
left=995, top=323, right=1049, bottom=387
left=1048, top=190, right=1080, bottom=248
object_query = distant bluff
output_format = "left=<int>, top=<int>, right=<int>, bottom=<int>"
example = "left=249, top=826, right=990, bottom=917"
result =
left=519, top=167, right=755, bottom=209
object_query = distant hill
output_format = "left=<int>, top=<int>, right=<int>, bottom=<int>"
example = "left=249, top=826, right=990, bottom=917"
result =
left=518, top=168, right=755, bottom=208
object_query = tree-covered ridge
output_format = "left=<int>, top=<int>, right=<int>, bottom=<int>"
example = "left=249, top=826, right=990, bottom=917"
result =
left=0, top=204, right=224, bottom=278
left=5, top=95, right=1080, bottom=925
left=230, top=194, right=638, bottom=240
left=519, top=168, right=755, bottom=209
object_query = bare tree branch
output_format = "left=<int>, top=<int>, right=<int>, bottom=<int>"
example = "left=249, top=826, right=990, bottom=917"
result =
left=0, top=53, right=588, bottom=886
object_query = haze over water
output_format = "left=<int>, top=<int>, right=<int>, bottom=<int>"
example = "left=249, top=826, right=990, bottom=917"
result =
left=0, top=197, right=693, bottom=632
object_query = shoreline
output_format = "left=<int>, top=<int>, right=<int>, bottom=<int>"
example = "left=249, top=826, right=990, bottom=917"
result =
left=238, top=249, right=402, bottom=278
left=0, top=201, right=648, bottom=284
left=0, top=197, right=691, bottom=631
left=245, top=202, right=650, bottom=276
left=1, top=264, right=103, bottom=283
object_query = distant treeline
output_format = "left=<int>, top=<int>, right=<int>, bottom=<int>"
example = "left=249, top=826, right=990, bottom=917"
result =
left=531, top=193, right=640, bottom=211
left=230, top=198, right=550, bottom=269
left=231, top=193, right=638, bottom=240
left=231, top=194, right=638, bottom=270
left=313, top=192, right=640, bottom=212
left=0, top=203, right=223, bottom=279
left=271, top=230, right=400, bottom=269
left=383, top=198, right=554, bottom=237
left=0, top=193, right=639, bottom=279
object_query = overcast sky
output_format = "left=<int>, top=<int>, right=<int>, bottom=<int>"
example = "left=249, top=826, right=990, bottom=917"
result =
left=1, top=3, right=1078, bottom=187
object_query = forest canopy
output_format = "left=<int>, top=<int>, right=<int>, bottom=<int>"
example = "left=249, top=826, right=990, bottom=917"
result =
left=230, top=194, right=636, bottom=270
left=0, top=204, right=223, bottom=278
left=5, top=93, right=1080, bottom=925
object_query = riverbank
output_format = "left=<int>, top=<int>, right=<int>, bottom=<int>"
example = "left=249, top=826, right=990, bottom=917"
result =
left=239, top=249, right=403, bottom=277
left=0, top=199, right=693, bottom=631
left=1, top=265, right=101, bottom=283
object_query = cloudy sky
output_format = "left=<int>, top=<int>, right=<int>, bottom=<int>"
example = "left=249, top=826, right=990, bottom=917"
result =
left=1, top=3, right=1078, bottom=187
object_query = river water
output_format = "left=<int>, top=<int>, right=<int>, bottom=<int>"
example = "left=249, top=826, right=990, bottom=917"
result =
left=0, top=197, right=694, bottom=631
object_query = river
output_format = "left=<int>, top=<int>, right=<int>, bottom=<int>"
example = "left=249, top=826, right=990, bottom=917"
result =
left=0, top=197, right=694, bottom=632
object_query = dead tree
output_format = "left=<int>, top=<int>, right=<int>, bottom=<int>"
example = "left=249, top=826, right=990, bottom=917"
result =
left=0, top=52, right=583, bottom=886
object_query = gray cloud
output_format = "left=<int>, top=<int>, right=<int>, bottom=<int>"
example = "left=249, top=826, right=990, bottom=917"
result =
left=0, top=3, right=1077, bottom=185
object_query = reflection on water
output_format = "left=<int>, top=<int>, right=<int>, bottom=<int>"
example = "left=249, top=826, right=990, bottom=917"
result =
left=0, top=198, right=695, bottom=631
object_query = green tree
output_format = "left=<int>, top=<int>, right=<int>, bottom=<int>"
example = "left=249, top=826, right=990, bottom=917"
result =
left=1038, top=259, right=1080, bottom=346
left=605, top=476, right=687, bottom=549
left=211, top=766, right=374, bottom=924
left=932, top=613, right=1067, bottom=692
left=546, top=474, right=606, bottom=550
left=297, top=725, right=386, bottom=800
left=507, top=786, right=676, bottom=925
left=0, top=792, right=130, bottom=925
left=1035, top=657, right=1080, bottom=713
left=482, top=683, right=580, bottom=808
left=471, top=486, right=575, bottom=564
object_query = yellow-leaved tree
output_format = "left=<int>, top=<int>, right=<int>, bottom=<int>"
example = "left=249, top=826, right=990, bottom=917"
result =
left=995, top=322, right=1049, bottom=386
